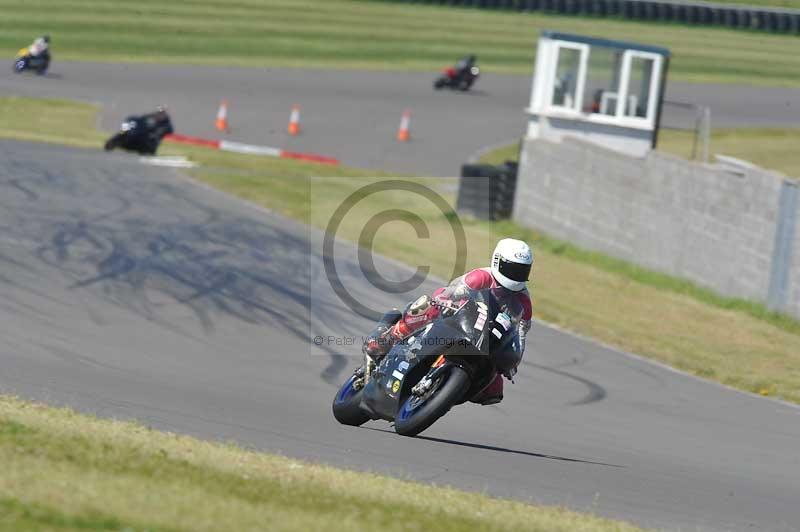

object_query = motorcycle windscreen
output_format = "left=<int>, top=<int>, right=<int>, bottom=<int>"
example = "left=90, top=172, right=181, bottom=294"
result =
left=441, top=285, right=523, bottom=373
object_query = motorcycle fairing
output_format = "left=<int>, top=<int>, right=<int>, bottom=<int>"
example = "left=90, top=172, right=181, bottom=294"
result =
left=360, top=285, right=523, bottom=421
left=360, top=318, right=479, bottom=421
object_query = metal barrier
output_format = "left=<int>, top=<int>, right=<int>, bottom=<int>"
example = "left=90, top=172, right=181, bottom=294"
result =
left=384, top=0, right=800, bottom=34
left=660, top=101, right=711, bottom=162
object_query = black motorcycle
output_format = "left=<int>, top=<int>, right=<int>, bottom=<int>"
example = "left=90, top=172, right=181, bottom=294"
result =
left=13, top=48, right=50, bottom=75
left=332, top=281, right=523, bottom=436
left=104, top=114, right=172, bottom=155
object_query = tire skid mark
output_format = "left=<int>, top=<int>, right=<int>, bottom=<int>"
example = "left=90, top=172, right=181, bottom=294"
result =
left=528, top=362, right=607, bottom=406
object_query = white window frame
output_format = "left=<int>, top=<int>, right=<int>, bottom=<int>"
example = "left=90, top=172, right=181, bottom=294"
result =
left=529, top=38, right=664, bottom=132
left=544, top=41, right=589, bottom=115
left=615, top=50, right=662, bottom=127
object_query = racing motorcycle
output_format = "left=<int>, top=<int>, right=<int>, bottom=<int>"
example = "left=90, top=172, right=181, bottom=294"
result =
left=104, top=117, right=156, bottom=154
left=434, top=58, right=480, bottom=91
left=104, top=113, right=173, bottom=155
left=13, top=48, right=50, bottom=75
left=332, top=281, right=523, bottom=437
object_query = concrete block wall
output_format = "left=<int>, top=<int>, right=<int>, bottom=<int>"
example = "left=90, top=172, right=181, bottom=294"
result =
left=515, top=138, right=800, bottom=318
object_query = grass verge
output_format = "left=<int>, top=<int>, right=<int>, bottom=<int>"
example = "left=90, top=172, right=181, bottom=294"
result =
left=2, top=96, right=799, bottom=404
left=477, top=130, right=800, bottom=179
left=658, top=128, right=800, bottom=178
left=0, top=0, right=799, bottom=86
left=0, top=395, right=644, bottom=531
left=0, top=96, right=106, bottom=148
left=366, top=0, right=800, bottom=13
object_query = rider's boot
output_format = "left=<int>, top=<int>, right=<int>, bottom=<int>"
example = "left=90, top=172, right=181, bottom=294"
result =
left=470, top=373, right=504, bottom=405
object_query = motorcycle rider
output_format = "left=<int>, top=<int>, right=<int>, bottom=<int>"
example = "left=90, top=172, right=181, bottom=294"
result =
left=363, top=238, right=533, bottom=406
left=455, top=54, right=477, bottom=76
left=140, top=105, right=174, bottom=154
left=147, top=105, right=174, bottom=133
left=107, top=105, right=174, bottom=155
left=27, top=35, right=50, bottom=58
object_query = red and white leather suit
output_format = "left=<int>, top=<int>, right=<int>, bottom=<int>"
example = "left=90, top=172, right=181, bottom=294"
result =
left=368, top=268, right=532, bottom=404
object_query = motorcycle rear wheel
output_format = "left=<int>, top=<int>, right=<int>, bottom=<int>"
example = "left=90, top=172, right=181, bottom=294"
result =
left=394, top=365, right=470, bottom=437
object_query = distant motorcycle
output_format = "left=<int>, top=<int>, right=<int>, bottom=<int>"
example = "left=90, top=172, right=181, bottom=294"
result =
left=332, top=281, right=523, bottom=436
left=434, top=56, right=480, bottom=91
left=104, top=112, right=173, bottom=155
left=105, top=117, right=155, bottom=155
left=13, top=48, right=50, bottom=75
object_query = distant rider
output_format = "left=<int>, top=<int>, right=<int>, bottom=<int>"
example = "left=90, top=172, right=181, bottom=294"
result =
left=145, top=105, right=174, bottom=136
left=363, top=238, right=533, bottom=406
left=140, top=105, right=174, bottom=154
left=455, top=54, right=477, bottom=75
left=27, top=35, right=50, bottom=58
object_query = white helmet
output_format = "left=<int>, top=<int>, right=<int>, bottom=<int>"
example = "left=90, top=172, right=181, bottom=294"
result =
left=490, top=239, right=532, bottom=292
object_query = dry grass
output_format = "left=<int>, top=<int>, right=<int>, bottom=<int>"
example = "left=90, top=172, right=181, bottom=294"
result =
left=479, top=130, right=800, bottom=180
left=0, top=396, right=645, bottom=531
left=0, top=96, right=106, bottom=148
left=658, top=128, right=800, bottom=179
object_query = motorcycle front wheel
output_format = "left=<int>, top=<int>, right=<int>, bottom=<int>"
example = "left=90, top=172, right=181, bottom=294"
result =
left=394, top=365, right=470, bottom=437
left=332, top=373, right=370, bottom=426
left=104, top=136, right=120, bottom=151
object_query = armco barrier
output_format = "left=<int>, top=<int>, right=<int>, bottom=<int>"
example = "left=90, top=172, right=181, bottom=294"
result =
left=381, top=0, right=800, bottom=34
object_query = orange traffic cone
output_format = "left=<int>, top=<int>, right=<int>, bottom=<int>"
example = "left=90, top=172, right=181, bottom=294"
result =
left=215, top=99, right=229, bottom=132
left=288, top=105, right=301, bottom=136
left=397, top=110, right=411, bottom=142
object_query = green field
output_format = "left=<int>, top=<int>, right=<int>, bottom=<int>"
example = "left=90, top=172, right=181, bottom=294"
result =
left=0, top=396, right=645, bottom=532
left=2, top=95, right=798, bottom=405
left=658, top=128, right=800, bottom=178
left=367, top=0, right=800, bottom=13
left=1, top=0, right=800, bottom=86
